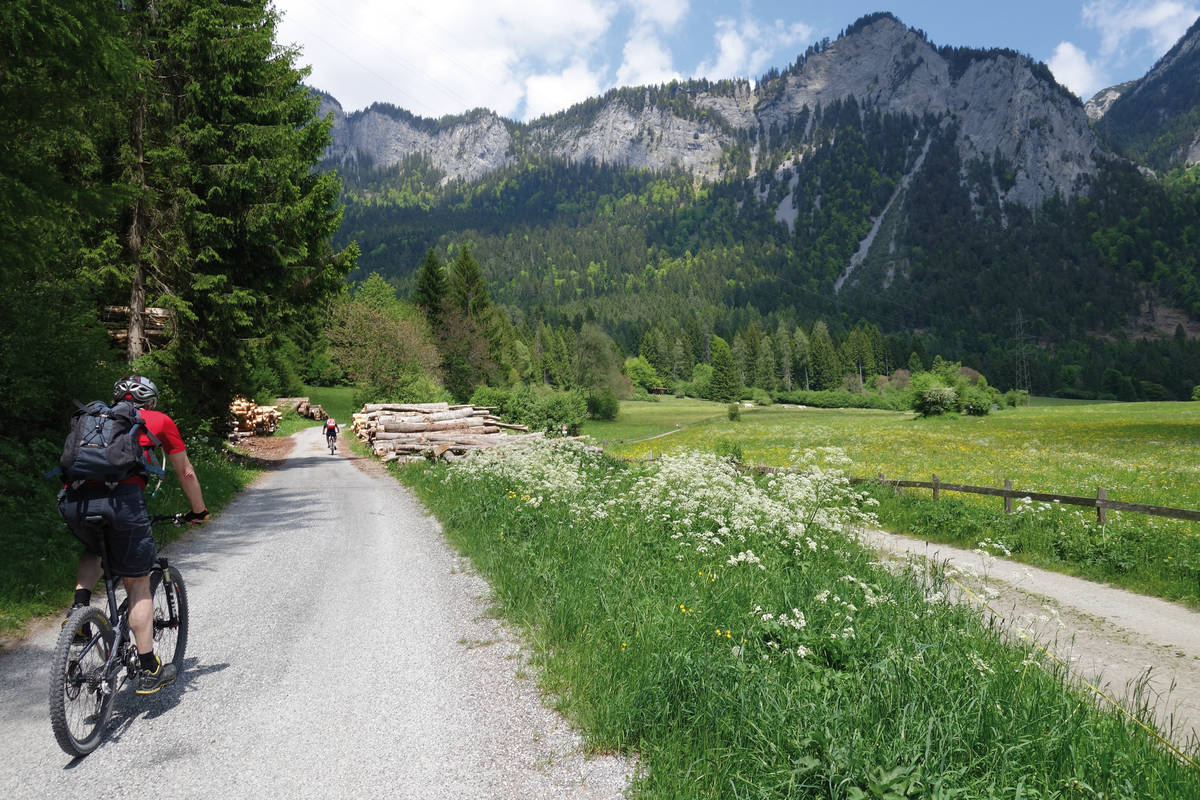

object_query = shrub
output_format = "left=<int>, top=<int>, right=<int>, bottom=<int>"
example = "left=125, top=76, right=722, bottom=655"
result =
left=727, top=403, right=741, bottom=421
left=469, top=385, right=511, bottom=410
left=1193, top=385, right=1200, bottom=401
left=1003, top=389, right=1030, bottom=407
left=586, top=388, right=620, bottom=420
left=748, top=388, right=772, bottom=406
left=914, top=387, right=958, bottom=416
left=959, top=387, right=992, bottom=416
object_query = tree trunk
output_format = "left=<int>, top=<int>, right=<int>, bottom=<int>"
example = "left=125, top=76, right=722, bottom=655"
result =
left=125, top=79, right=149, bottom=364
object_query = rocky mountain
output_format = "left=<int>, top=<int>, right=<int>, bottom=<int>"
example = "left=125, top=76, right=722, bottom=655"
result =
left=1084, top=82, right=1133, bottom=122
left=1093, top=15, right=1200, bottom=171
left=320, top=13, right=1100, bottom=208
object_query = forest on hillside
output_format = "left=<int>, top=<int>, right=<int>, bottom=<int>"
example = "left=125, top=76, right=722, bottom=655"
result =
left=335, top=96, right=1200, bottom=402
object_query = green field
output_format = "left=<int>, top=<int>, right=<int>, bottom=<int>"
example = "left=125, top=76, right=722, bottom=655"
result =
left=592, top=397, right=1200, bottom=510
left=585, top=397, right=1200, bottom=605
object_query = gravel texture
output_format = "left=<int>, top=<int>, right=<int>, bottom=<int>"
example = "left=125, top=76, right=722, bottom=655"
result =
left=0, top=426, right=634, bottom=798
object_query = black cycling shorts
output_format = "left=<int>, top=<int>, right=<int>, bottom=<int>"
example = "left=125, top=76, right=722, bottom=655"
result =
left=58, top=484, right=156, bottom=578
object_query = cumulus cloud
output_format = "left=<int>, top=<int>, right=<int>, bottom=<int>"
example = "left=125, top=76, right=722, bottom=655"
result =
left=1048, top=41, right=1105, bottom=97
left=1082, top=0, right=1198, bottom=60
left=694, top=16, right=813, bottom=80
left=616, top=25, right=682, bottom=87
left=525, top=61, right=607, bottom=120
left=274, top=0, right=616, bottom=119
left=273, top=0, right=818, bottom=121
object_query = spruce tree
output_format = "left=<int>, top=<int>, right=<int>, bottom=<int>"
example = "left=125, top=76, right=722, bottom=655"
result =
left=709, top=336, right=742, bottom=403
left=412, top=248, right=448, bottom=322
left=116, top=0, right=356, bottom=423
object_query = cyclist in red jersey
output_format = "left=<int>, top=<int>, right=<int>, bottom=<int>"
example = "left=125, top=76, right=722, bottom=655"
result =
left=59, top=376, right=208, bottom=694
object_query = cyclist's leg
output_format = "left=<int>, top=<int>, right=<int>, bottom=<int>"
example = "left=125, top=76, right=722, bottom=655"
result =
left=123, top=575, right=154, bottom=655
left=105, top=486, right=157, bottom=656
left=75, top=552, right=102, bottom=594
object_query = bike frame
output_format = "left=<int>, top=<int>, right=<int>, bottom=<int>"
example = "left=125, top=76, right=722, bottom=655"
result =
left=79, top=514, right=181, bottom=694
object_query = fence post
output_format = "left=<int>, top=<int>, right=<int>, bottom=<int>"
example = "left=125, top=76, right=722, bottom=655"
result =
left=932, top=474, right=940, bottom=501
left=1097, top=487, right=1108, bottom=525
left=1004, top=479, right=1013, bottom=514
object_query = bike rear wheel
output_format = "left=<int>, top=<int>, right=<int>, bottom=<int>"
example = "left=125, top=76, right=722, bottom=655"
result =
left=49, top=605, right=116, bottom=757
left=328, top=436, right=336, bottom=454
left=149, top=564, right=188, bottom=671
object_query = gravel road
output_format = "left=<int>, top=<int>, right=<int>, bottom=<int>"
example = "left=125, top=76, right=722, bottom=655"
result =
left=0, top=427, right=633, bottom=799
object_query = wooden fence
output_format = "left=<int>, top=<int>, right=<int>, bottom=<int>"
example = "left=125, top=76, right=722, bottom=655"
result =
left=853, top=474, right=1200, bottom=524
left=632, top=449, right=1200, bottom=525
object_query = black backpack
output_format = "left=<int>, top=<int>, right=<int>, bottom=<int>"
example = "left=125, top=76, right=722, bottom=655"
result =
left=53, top=400, right=164, bottom=486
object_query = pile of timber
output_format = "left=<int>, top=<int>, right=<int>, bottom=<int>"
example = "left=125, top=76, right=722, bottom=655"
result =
left=353, top=402, right=540, bottom=463
left=275, top=396, right=327, bottom=420
left=102, top=305, right=171, bottom=345
left=228, top=396, right=281, bottom=440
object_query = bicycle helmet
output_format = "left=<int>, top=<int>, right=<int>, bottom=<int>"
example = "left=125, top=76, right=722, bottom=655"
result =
left=113, top=375, right=158, bottom=409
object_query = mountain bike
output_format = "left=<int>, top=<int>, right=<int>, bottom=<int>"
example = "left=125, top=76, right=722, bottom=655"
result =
left=327, top=432, right=337, bottom=455
left=49, top=513, right=191, bottom=758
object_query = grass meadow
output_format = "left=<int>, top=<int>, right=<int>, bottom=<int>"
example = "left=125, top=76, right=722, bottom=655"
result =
left=400, top=438, right=1200, bottom=798
left=588, top=398, right=1200, bottom=606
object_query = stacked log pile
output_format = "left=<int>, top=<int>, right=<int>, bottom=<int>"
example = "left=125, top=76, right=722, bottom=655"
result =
left=228, top=396, right=281, bottom=440
left=275, top=396, right=327, bottom=420
left=352, top=402, right=541, bottom=462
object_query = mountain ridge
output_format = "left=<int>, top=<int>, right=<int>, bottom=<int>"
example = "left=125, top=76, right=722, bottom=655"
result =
left=320, top=13, right=1100, bottom=207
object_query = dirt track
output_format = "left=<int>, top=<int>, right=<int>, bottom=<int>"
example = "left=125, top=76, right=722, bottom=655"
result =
left=859, top=528, right=1200, bottom=750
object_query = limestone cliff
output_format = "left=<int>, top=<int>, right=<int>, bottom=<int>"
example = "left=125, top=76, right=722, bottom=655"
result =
left=320, top=13, right=1105, bottom=206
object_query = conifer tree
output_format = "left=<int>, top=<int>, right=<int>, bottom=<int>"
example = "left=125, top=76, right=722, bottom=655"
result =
left=412, top=248, right=449, bottom=323
left=709, top=335, right=742, bottom=402
left=114, top=0, right=356, bottom=422
left=809, top=321, right=841, bottom=391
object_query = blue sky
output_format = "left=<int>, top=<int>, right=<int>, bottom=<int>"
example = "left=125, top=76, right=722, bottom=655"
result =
left=272, top=0, right=1199, bottom=121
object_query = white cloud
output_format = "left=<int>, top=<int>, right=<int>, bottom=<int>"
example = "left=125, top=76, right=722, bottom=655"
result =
left=694, top=17, right=813, bottom=80
left=274, top=0, right=617, bottom=120
left=525, top=61, right=607, bottom=120
left=624, top=0, right=689, bottom=30
left=1047, top=41, right=1105, bottom=97
left=1082, top=0, right=1199, bottom=59
left=616, top=25, right=682, bottom=87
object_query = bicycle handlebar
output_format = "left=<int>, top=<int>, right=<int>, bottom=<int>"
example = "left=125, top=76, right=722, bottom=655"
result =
left=150, top=510, right=209, bottom=526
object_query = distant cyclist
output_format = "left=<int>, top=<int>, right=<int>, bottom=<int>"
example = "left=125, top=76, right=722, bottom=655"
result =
left=58, top=376, right=208, bottom=694
left=323, top=417, right=340, bottom=452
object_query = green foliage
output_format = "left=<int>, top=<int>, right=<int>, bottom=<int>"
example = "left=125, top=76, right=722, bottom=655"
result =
left=727, top=402, right=742, bottom=421
left=624, top=356, right=661, bottom=391
left=1193, top=385, right=1200, bottom=401
left=914, top=387, right=959, bottom=417
left=326, top=288, right=446, bottom=405
left=709, top=336, right=741, bottom=402
left=470, top=386, right=587, bottom=434
left=586, top=388, right=620, bottom=421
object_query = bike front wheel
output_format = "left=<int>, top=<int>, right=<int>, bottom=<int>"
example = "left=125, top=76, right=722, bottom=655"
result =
left=149, top=564, right=189, bottom=671
left=49, top=605, right=116, bottom=757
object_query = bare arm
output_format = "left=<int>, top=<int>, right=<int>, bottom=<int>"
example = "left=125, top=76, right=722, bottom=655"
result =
left=167, top=450, right=207, bottom=514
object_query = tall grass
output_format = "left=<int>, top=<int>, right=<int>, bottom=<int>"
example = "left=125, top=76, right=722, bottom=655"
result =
left=401, top=441, right=1200, bottom=798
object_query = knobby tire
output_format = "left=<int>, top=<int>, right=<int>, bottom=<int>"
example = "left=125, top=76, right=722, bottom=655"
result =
left=149, top=565, right=188, bottom=671
left=49, top=605, right=115, bottom=757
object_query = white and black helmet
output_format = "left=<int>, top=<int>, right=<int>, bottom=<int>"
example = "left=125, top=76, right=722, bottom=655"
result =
left=113, top=375, right=159, bottom=409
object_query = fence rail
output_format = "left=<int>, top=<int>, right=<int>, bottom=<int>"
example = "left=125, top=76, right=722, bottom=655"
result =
left=853, top=474, right=1200, bottom=524
left=635, top=450, right=1200, bottom=524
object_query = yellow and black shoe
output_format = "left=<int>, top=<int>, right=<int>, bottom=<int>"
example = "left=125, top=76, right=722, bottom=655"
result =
left=61, top=604, right=93, bottom=645
left=135, top=655, right=177, bottom=695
